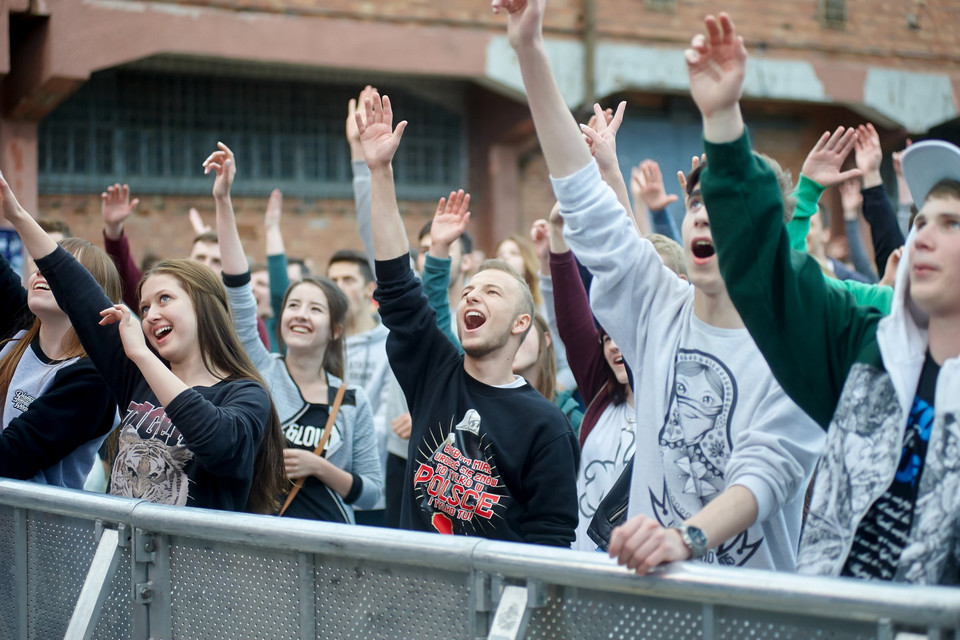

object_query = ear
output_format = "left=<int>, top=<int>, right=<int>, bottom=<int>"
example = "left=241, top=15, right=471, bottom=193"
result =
left=460, top=252, right=475, bottom=276
left=364, top=280, right=377, bottom=300
left=331, top=323, right=344, bottom=341
left=543, top=328, right=552, bottom=349
left=511, top=312, right=532, bottom=337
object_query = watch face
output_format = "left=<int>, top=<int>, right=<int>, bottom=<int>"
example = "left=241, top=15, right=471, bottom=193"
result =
left=687, top=525, right=708, bottom=549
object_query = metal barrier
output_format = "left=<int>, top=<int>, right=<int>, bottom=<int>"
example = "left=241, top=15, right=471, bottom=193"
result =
left=1, top=478, right=958, bottom=640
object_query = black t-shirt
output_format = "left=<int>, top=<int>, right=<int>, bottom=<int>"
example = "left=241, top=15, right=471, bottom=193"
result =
left=280, top=403, right=350, bottom=523
left=842, top=352, right=939, bottom=580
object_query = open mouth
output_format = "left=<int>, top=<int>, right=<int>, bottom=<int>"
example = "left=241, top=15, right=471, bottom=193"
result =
left=289, top=325, right=310, bottom=334
left=614, top=356, right=624, bottom=366
left=154, top=326, right=172, bottom=342
left=32, top=282, right=50, bottom=291
left=464, top=310, right=486, bottom=331
left=691, top=239, right=716, bottom=263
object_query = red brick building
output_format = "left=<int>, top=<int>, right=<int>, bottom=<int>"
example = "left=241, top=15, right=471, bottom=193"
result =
left=3, top=0, right=959, bottom=267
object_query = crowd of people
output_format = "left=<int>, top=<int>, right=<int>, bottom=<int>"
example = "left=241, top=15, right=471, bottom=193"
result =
left=1, top=2, right=958, bottom=586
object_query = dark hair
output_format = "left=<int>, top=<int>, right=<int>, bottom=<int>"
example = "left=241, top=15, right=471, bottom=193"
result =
left=137, top=259, right=285, bottom=514
left=274, top=277, right=348, bottom=380
left=192, top=231, right=219, bottom=246
left=328, top=249, right=374, bottom=284
left=598, top=327, right=628, bottom=407
left=287, top=257, right=310, bottom=278
left=925, top=179, right=960, bottom=204
left=418, top=220, right=472, bottom=255
left=685, top=154, right=795, bottom=223
left=38, top=219, right=73, bottom=238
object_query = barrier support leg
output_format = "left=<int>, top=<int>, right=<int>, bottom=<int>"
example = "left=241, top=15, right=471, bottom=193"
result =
left=487, top=578, right=547, bottom=640
left=63, top=526, right=124, bottom=640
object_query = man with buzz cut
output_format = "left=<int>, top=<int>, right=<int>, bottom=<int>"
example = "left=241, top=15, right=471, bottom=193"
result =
left=356, top=91, right=578, bottom=546
left=496, top=0, right=823, bottom=572
left=688, top=11, right=960, bottom=584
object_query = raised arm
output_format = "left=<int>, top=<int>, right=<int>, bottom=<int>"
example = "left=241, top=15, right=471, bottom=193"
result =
left=356, top=92, right=409, bottom=261
left=347, top=86, right=379, bottom=270
left=101, top=184, right=144, bottom=310
left=631, top=160, right=680, bottom=242
left=424, top=189, right=471, bottom=349
left=494, top=0, right=592, bottom=179
left=203, top=143, right=245, bottom=276
left=787, top=127, right=862, bottom=252
left=855, top=123, right=905, bottom=278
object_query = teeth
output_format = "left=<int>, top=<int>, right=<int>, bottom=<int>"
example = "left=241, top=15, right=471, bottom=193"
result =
left=34, top=283, right=50, bottom=291
left=290, top=326, right=309, bottom=333
left=154, top=326, right=172, bottom=338
left=466, top=311, right=484, bottom=320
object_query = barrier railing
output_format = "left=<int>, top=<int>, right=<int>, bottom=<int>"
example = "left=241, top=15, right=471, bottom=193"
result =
left=0, top=479, right=958, bottom=640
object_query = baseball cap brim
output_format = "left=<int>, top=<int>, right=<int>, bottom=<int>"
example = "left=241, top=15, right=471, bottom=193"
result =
left=901, top=139, right=960, bottom=207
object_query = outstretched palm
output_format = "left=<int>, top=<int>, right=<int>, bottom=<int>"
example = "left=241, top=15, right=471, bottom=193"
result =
left=686, top=14, right=747, bottom=118
left=357, top=93, right=407, bottom=171
left=101, top=184, right=139, bottom=227
left=431, top=190, right=471, bottom=248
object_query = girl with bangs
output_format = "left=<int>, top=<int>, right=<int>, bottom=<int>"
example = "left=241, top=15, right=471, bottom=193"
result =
left=0, top=171, right=285, bottom=514
left=204, top=142, right=382, bottom=523
left=0, top=236, right=121, bottom=488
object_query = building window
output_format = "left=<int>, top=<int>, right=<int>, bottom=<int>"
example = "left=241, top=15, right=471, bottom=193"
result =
left=38, top=70, right=465, bottom=199
left=644, top=0, right=676, bottom=11
left=820, top=0, right=847, bottom=28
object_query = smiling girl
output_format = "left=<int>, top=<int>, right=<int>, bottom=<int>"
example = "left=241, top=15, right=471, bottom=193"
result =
left=0, top=236, right=121, bottom=487
left=205, top=143, right=382, bottom=522
left=0, top=171, right=285, bottom=514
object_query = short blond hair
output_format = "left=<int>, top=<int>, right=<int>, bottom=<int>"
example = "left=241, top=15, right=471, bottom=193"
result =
left=645, top=233, right=687, bottom=278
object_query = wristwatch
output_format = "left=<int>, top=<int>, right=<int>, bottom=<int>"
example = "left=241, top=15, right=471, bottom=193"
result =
left=674, top=524, right=709, bottom=559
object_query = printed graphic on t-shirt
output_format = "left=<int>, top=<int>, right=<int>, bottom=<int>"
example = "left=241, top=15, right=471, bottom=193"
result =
left=579, top=422, right=635, bottom=522
left=652, top=348, right=763, bottom=566
left=284, top=409, right=343, bottom=457
left=413, top=409, right=508, bottom=535
left=11, top=388, right=35, bottom=413
left=111, top=401, right=193, bottom=506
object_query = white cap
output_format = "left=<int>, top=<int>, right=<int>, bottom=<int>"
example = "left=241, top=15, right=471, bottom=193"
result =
left=901, top=139, right=960, bottom=206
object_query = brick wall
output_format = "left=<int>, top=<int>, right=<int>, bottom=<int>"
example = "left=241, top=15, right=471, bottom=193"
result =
left=155, top=0, right=960, bottom=70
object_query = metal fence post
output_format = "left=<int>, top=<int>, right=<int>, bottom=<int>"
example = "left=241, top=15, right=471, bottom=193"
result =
left=14, top=507, right=27, bottom=639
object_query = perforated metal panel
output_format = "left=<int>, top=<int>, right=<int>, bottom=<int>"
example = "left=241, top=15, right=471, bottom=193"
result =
left=169, top=537, right=302, bottom=640
left=26, top=512, right=131, bottom=640
left=313, top=554, right=472, bottom=639
left=715, top=607, right=873, bottom=640
left=0, top=505, right=17, bottom=640
left=524, top=588, right=703, bottom=640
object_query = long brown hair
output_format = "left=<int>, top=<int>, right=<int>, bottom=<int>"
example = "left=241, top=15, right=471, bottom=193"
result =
left=528, top=313, right=557, bottom=402
left=496, top=235, right=543, bottom=306
left=0, top=238, right=122, bottom=413
left=137, top=259, right=285, bottom=514
left=274, top=277, right=348, bottom=380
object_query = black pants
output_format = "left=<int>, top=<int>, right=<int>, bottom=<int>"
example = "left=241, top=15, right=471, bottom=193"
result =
left=384, top=452, right=407, bottom=529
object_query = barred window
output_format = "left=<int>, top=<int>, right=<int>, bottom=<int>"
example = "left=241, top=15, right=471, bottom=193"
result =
left=38, top=70, right=465, bottom=199
left=820, top=0, right=847, bottom=28
left=644, top=0, right=676, bottom=11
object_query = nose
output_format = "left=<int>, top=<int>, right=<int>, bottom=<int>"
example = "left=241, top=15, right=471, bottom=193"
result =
left=913, top=223, right=935, bottom=252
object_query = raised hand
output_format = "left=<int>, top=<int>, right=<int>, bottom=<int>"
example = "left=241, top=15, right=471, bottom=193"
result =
left=101, top=184, right=140, bottom=240
left=0, top=170, right=30, bottom=225
left=801, top=127, right=862, bottom=188
left=686, top=13, right=747, bottom=142
left=580, top=102, right=626, bottom=174
left=99, top=304, right=151, bottom=362
left=530, top=218, right=550, bottom=265
left=677, top=154, right=707, bottom=192
left=632, top=160, right=679, bottom=211
left=356, top=92, right=408, bottom=171
left=202, top=141, right=237, bottom=200
left=264, top=189, right=283, bottom=229
left=838, top=177, right=863, bottom=216
left=892, top=139, right=913, bottom=205
left=188, top=208, right=211, bottom=235
left=347, top=85, right=378, bottom=160
left=854, top=123, right=883, bottom=188
left=493, top=0, right=546, bottom=50
left=430, top=189, right=471, bottom=255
